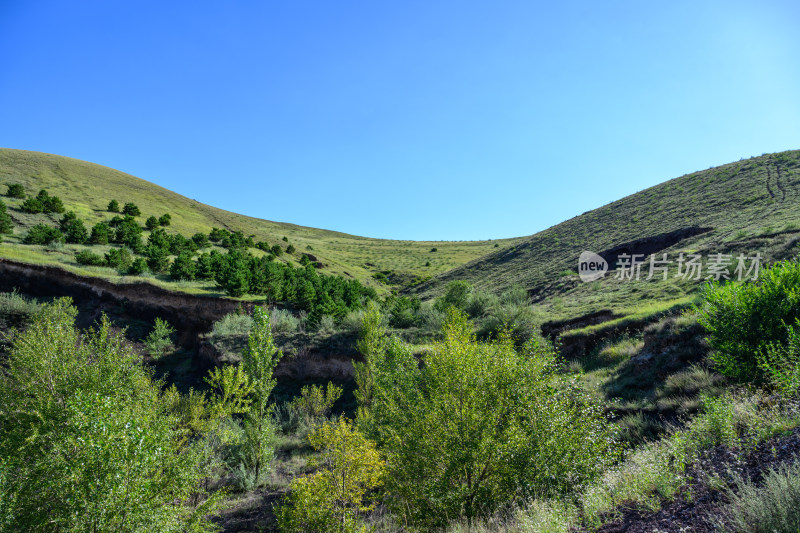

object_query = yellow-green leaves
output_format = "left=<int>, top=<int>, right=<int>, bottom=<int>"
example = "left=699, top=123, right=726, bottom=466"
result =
left=277, top=418, right=385, bottom=533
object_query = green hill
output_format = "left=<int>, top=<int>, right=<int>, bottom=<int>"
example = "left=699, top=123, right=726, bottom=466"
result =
left=413, top=149, right=800, bottom=322
left=0, top=148, right=523, bottom=294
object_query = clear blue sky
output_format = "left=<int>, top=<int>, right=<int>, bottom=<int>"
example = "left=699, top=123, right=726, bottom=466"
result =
left=1, top=1, right=799, bottom=240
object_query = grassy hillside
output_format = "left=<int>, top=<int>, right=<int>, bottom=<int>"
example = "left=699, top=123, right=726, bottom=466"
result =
left=0, top=148, right=523, bottom=293
left=414, top=149, right=800, bottom=321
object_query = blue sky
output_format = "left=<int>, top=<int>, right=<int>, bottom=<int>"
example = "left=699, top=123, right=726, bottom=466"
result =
left=1, top=1, right=799, bottom=240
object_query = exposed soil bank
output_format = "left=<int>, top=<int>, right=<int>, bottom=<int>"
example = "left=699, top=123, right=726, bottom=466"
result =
left=0, top=258, right=242, bottom=348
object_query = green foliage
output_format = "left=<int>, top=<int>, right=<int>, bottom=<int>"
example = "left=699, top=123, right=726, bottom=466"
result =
left=171, top=250, right=198, bottom=281
left=276, top=418, right=385, bottom=533
left=696, top=260, right=800, bottom=381
left=270, top=308, right=300, bottom=333
left=758, top=320, right=800, bottom=395
left=434, top=280, right=474, bottom=312
left=104, top=246, right=134, bottom=271
left=0, top=299, right=223, bottom=531
left=90, top=221, right=111, bottom=244
left=290, top=382, right=343, bottom=422
left=5, top=183, right=25, bottom=199
left=192, top=232, right=210, bottom=249
left=204, top=365, right=254, bottom=420
left=23, top=223, right=63, bottom=245
left=211, top=311, right=253, bottom=339
left=146, top=215, right=160, bottom=230
left=286, top=244, right=296, bottom=254
left=231, top=306, right=284, bottom=488
left=159, top=213, right=172, bottom=226
left=0, top=200, right=13, bottom=234
left=107, top=198, right=120, bottom=212
left=385, top=295, right=421, bottom=328
left=128, top=257, right=148, bottom=276
left=113, top=215, right=143, bottom=251
left=75, top=249, right=105, bottom=266
left=353, top=301, right=386, bottom=428
left=146, top=243, right=171, bottom=273
left=122, top=201, right=141, bottom=216
left=144, top=317, right=176, bottom=360
left=58, top=211, right=88, bottom=244
left=21, top=189, right=65, bottom=214
left=366, top=308, right=619, bottom=527
left=271, top=243, right=283, bottom=256
left=720, top=459, right=800, bottom=533
left=208, top=227, right=227, bottom=242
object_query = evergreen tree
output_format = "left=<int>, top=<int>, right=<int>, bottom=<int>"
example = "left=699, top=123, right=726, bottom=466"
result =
left=0, top=200, right=13, bottom=234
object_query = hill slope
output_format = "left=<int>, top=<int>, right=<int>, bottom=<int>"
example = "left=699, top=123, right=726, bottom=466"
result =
left=414, top=150, right=800, bottom=320
left=0, top=148, right=523, bottom=292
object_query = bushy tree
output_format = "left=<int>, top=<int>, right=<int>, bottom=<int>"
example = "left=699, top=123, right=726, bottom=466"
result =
left=271, top=244, right=283, bottom=256
left=235, top=306, right=283, bottom=487
left=144, top=317, right=176, bottom=360
left=192, top=232, right=210, bottom=249
left=21, top=189, right=64, bottom=214
left=159, top=213, right=172, bottom=226
left=146, top=244, right=171, bottom=274
left=104, top=247, right=134, bottom=271
left=0, top=200, right=13, bottom=234
left=433, top=280, right=473, bottom=312
left=697, top=260, right=800, bottom=382
left=5, top=183, right=25, bottom=199
left=286, top=244, right=296, bottom=254
left=58, top=211, right=88, bottom=244
left=107, top=199, right=120, bottom=212
left=290, top=382, right=343, bottom=422
left=128, top=257, right=148, bottom=276
left=0, top=299, right=223, bottom=531
left=113, top=215, right=143, bottom=252
left=75, top=250, right=105, bottom=266
left=23, top=224, right=63, bottom=245
left=122, top=202, right=141, bottom=216
left=276, top=418, right=385, bottom=533
left=90, top=221, right=111, bottom=244
left=364, top=307, right=620, bottom=528
left=171, top=251, right=198, bottom=281
left=145, top=215, right=160, bottom=230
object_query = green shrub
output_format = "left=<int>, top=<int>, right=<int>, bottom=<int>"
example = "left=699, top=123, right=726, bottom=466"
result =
left=144, top=317, right=176, bottom=360
left=276, top=418, right=385, bottom=533
left=23, top=224, right=63, bottom=245
left=759, top=320, right=800, bottom=395
left=434, top=280, right=473, bottom=312
left=270, top=244, right=283, bottom=256
left=720, top=459, right=800, bottom=533
left=170, top=251, right=197, bottom=281
left=192, top=232, right=210, bottom=249
left=90, top=221, right=111, bottom=244
left=211, top=312, right=253, bottom=339
left=75, top=250, right=105, bottom=266
left=0, top=299, right=222, bottom=531
left=107, top=199, right=119, bottom=212
left=285, top=244, right=295, bottom=254
left=58, top=211, right=88, bottom=244
left=113, top=215, right=143, bottom=252
left=696, top=260, right=800, bottom=382
left=122, top=202, right=141, bottom=216
left=290, top=382, right=343, bottom=422
left=5, top=183, right=25, bottom=199
left=159, top=213, right=171, bottom=226
left=365, top=308, right=619, bottom=527
left=270, top=308, right=300, bottom=334
left=127, top=257, right=148, bottom=276
left=0, top=200, right=13, bottom=234
left=21, top=189, right=64, bottom=214
left=104, top=247, right=134, bottom=271
left=145, top=215, right=159, bottom=230
left=0, top=290, right=39, bottom=316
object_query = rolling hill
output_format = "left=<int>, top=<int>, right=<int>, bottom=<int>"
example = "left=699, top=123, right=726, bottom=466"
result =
left=413, top=149, right=800, bottom=322
left=0, top=148, right=524, bottom=294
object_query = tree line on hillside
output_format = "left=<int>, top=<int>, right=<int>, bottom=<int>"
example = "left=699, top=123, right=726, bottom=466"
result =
left=2, top=184, right=376, bottom=322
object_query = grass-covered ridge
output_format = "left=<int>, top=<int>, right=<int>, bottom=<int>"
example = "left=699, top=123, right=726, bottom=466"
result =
left=415, top=149, right=800, bottom=321
left=0, top=148, right=523, bottom=292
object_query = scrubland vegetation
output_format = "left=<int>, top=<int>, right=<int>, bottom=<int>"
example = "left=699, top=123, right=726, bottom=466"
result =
left=2, top=258, right=800, bottom=531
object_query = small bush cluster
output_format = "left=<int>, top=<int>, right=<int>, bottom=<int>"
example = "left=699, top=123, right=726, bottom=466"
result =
left=20, top=189, right=64, bottom=214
